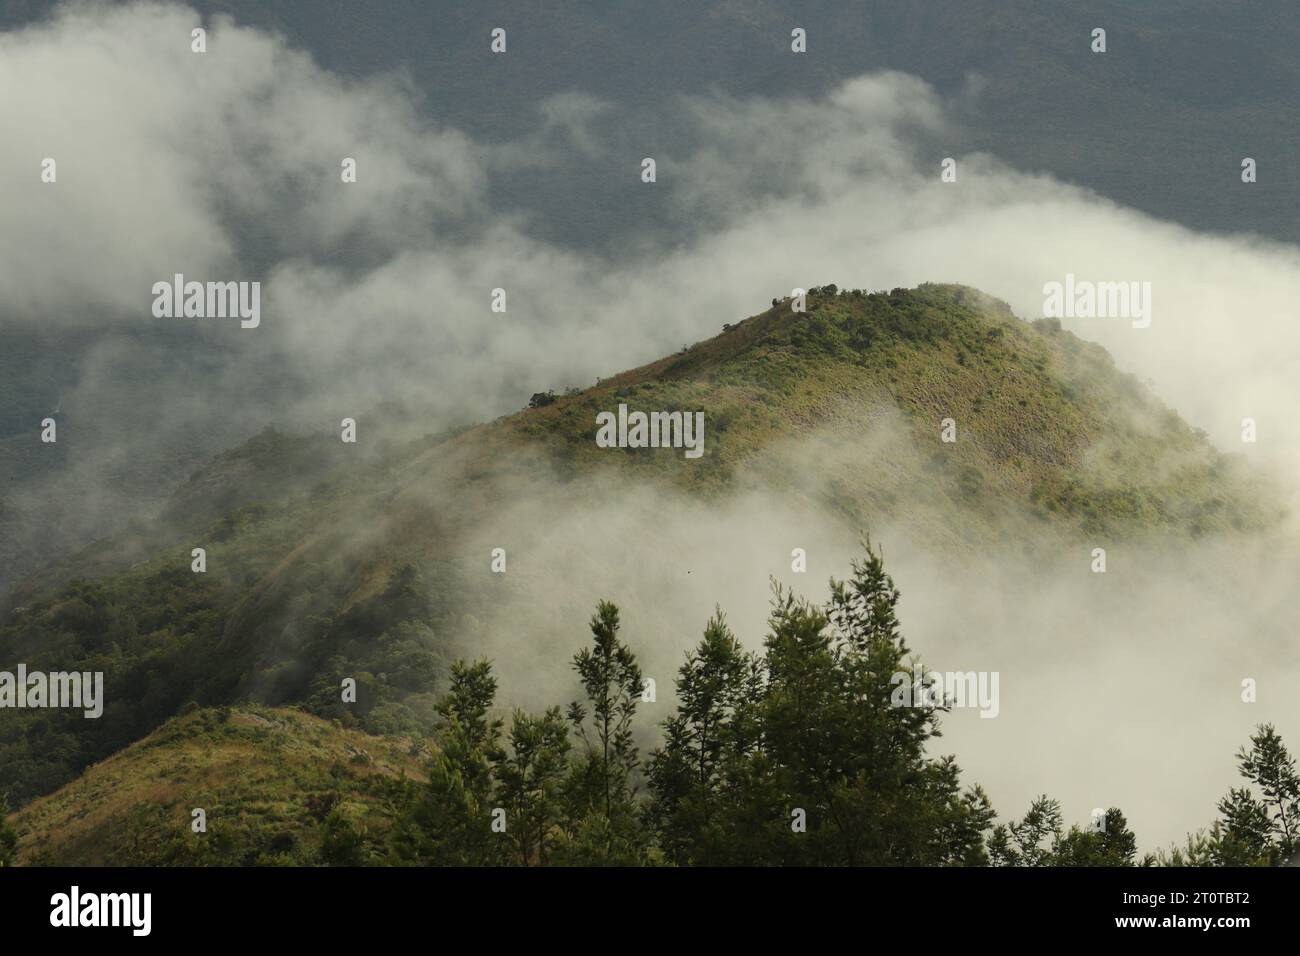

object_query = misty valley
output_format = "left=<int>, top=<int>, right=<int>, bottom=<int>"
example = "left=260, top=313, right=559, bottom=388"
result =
left=1, top=8, right=1297, bottom=939
left=2, top=282, right=1291, bottom=874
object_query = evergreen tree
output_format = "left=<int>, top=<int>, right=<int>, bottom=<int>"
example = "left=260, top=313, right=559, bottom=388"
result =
left=647, top=609, right=763, bottom=864
left=494, top=707, right=571, bottom=865
left=319, top=807, right=368, bottom=866
left=1154, top=825, right=1225, bottom=867
left=1232, top=724, right=1300, bottom=862
left=658, top=544, right=995, bottom=865
left=1163, top=726, right=1300, bottom=867
left=390, top=660, right=506, bottom=865
left=759, top=547, right=993, bottom=864
left=918, top=759, right=997, bottom=866
left=1216, top=787, right=1277, bottom=865
left=437, top=659, right=501, bottom=748
left=756, top=584, right=846, bottom=864
left=824, top=547, right=986, bottom=864
left=563, top=600, right=648, bottom=862
left=1052, top=808, right=1138, bottom=866
left=988, top=796, right=1062, bottom=866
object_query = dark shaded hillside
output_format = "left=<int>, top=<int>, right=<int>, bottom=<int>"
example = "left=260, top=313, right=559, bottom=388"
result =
left=0, top=284, right=1281, bottom=806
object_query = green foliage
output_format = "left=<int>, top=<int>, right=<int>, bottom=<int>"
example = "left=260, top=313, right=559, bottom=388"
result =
left=301, top=566, right=447, bottom=733
left=319, top=808, right=368, bottom=867
left=561, top=600, right=649, bottom=863
left=389, top=661, right=506, bottom=866
left=11, top=541, right=1298, bottom=869
left=1053, top=809, right=1139, bottom=866
left=1214, top=724, right=1300, bottom=865
left=990, top=800, right=1138, bottom=867
left=0, top=559, right=447, bottom=805
left=657, top=546, right=996, bottom=865
left=989, top=796, right=1063, bottom=866
left=1153, top=824, right=1232, bottom=867
left=567, top=603, right=643, bottom=813
left=0, top=796, right=17, bottom=867
left=646, top=610, right=763, bottom=864
left=392, top=548, right=1006, bottom=865
left=1213, top=789, right=1273, bottom=865
left=494, top=708, right=570, bottom=866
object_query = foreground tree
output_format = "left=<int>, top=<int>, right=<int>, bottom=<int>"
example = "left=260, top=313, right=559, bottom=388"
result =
left=1215, top=724, right=1300, bottom=865
left=390, top=660, right=507, bottom=865
left=988, top=796, right=1063, bottom=866
left=1152, top=725, right=1300, bottom=866
left=494, top=707, right=571, bottom=865
left=1154, top=826, right=1225, bottom=867
left=647, top=610, right=763, bottom=863
left=561, top=600, right=649, bottom=863
left=1052, top=808, right=1139, bottom=866
left=653, top=544, right=995, bottom=865
left=389, top=547, right=1300, bottom=868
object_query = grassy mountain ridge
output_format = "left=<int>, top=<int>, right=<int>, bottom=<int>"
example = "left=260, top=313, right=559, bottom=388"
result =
left=0, top=284, right=1280, bottom=812
left=501, top=283, right=1273, bottom=541
left=10, top=705, right=424, bottom=866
